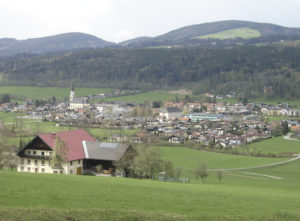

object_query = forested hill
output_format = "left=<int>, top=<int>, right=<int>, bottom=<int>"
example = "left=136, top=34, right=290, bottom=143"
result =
left=0, top=33, right=117, bottom=56
left=0, top=46, right=300, bottom=99
left=119, top=20, right=300, bottom=48
left=1, top=20, right=300, bottom=56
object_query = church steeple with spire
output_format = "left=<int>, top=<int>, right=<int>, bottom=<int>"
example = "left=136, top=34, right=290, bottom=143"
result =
left=70, top=83, right=75, bottom=102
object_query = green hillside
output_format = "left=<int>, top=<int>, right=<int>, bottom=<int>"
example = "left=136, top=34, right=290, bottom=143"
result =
left=1, top=169, right=300, bottom=221
left=196, top=27, right=261, bottom=40
left=159, top=146, right=288, bottom=178
left=0, top=32, right=116, bottom=56
left=241, top=136, right=300, bottom=154
left=248, top=156, right=300, bottom=179
left=2, top=46, right=300, bottom=99
left=1, top=140, right=300, bottom=220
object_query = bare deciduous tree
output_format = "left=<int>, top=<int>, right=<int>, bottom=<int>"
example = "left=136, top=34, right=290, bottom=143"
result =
left=194, top=164, right=209, bottom=182
left=50, top=136, right=68, bottom=173
left=216, top=170, right=223, bottom=183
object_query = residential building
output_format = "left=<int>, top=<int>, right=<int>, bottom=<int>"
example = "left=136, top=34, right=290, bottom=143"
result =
left=17, top=129, right=130, bottom=175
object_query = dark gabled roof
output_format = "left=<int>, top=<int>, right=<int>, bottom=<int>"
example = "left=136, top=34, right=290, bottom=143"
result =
left=71, top=97, right=88, bottom=104
left=167, top=107, right=181, bottom=113
left=17, top=136, right=52, bottom=156
left=82, top=141, right=129, bottom=161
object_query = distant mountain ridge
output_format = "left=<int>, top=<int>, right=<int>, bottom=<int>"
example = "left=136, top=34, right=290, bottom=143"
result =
left=156, top=20, right=300, bottom=40
left=1, top=20, right=300, bottom=56
left=120, top=20, right=300, bottom=47
left=0, top=32, right=117, bottom=56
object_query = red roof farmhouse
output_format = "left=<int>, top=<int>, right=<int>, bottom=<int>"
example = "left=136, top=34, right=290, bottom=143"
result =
left=17, top=129, right=130, bottom=175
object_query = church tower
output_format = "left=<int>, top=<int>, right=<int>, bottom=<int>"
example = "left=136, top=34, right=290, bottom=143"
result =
left=70, top=84, right=75, bottom=102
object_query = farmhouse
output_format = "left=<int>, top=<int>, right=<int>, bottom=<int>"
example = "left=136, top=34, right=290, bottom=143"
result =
left=17, top=129, right=130, bottom=175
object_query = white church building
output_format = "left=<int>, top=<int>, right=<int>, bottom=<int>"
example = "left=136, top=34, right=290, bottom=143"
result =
left=69, top=86, right=90, bottom=110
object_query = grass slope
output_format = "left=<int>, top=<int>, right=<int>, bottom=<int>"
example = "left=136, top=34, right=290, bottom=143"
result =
left=159, top=146, right=287, bottom=179
left=196, top=28, right=261, bottom=40
left=160, top=146, right=287, bottom=169
left=0, top=170, right=300, bottom=220
left=247, top=156, right=300, bottom=179
left=241, top=137, right=300, bottom=154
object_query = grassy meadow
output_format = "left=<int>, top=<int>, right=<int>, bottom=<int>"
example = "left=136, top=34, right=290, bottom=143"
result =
left=158, top=145, right=289, bottom=179
left=247, top=156, right=300, bottom=179
left=1, top=85, right=300, bottom=107
left=1, top=164, right=300, bottom=221
left=1, top=121, right=300, bottom=220
left=251, top=98, right=300, bottom=108
left=197, top=28, right=261, bottom=40
left=103, top=91, right=185, bottom=103
left=240, top=136, right=300, bottom=155
left=0, top=86, right=112, bottom=102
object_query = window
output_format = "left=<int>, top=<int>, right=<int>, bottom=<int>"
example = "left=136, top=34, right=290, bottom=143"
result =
left=21, top=167, right=24, bottom=171
left=78, top=160, right=80, bottom=164
left=70, top=170, right=73, bottom=174
left=34, top=160, right=38, bottom=165
left=41, top=152, right=45, bottom=156
left=42, top=160, right=45, bottom=165
left=42, top=168, right=45, bottom=173
left=27, top=167, right=30, bottom=172
left=21, top=159, right=24, bottom=164
left=27, top=159, right=31, bottom=164
left=70, top=161, right=73, bottom=166
left=28, top=150, right=31, bottom=155
left=33, top=151, right=36, bottom=155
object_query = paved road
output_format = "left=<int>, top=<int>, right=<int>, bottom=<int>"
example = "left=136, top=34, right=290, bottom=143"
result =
left=208, top=154, right=300, bottom=172
left=283, top=133, right=300, bottom=142
left=4, top=120, right=41, bottom=125
left=240, top=172, right=283, bottom=180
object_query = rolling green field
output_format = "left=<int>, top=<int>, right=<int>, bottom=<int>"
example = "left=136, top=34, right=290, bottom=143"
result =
left=241, top=136, right=300, bottom=154
left=1, top=136, right=300, bottom=220
left=0, top=86, right=112, bottom=102
left=197, top=28, right=261, bottom=40
left=158, top=146, right=288, bottom=178
left=0, top=112, right=27, bottom=123
left=1, top=166, right=300, bottom=221
left=1, top=85, right=299, bottom=107
left=104, top=91, right=184, bottom=103
left=247, top=156, right=300, bottom=179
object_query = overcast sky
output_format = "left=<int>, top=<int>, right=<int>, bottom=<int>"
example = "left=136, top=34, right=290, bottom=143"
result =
left=0, top=0, right=300, bottom=43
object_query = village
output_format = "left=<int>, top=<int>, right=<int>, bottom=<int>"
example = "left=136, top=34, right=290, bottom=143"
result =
left=1, top=87, right=299, bottom=151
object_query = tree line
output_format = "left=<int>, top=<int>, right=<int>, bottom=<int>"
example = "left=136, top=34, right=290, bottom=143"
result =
left=0, top=45, right=300, bottom=98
